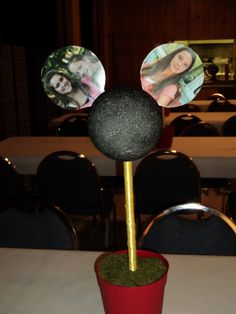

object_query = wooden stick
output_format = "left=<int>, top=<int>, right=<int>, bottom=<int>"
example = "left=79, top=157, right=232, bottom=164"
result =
left=123, top=161, right=137, bottom=271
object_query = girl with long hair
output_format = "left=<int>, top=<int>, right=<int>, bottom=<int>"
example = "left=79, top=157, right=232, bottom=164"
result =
left=141, top=46, right=196, bottom=108
left=43, top=70, right=102, bottom=110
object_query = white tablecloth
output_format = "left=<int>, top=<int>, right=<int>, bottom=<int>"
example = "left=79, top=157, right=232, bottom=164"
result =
left=170, top=136, right=236, bottom=178
left=49, top=112, right=88, bottom=129
left=0, top=136, right=115, bottom=176
left=48, top=100, right=236, bottom=129
left=186, top=99, right=236, bottom=112
left=0, top=248, right=235, bottom=314
left=1, top=136, right=236, bottom=178
left=165, top=112, right=236, bottom=132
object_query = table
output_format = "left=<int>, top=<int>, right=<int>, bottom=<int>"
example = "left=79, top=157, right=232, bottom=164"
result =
left=49, top=100, right=236, bottom=130
left=165, top=112, right=236, bottom=132
left=0, top=136, right=115, bottom=176
left=184, top=99, right=236, bottom=112
left=0, top=248, right=235, bottom=314
left=49, top=112, right=88, bottom=129
left=48, top=100, right=236, bottom=131
left=171, top=137, right=236, bottom=178
left=1, top=136, right=236, bottom=178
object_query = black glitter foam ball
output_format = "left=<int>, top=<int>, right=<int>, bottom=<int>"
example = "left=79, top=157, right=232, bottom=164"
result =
left=88, top=87, right=163, bottom=161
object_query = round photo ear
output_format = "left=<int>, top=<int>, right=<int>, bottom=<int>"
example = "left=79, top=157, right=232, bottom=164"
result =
left=140, top=43, right=204, bottom=109
left=41, top=45, right=106, bottom=110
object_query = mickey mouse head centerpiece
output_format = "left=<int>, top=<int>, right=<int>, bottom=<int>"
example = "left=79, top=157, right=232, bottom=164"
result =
left=88, top=86, right=163, bottom=271
left=41, top=42, right=203, bottom=275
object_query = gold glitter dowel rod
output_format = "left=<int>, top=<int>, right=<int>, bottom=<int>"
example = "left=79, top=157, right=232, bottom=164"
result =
left=123, top=161, right=137, bottom=272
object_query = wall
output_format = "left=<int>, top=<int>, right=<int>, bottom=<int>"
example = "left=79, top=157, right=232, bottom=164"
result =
left=92, top=0, right=236, bottom=89
left=1, top=0, right=236, bottom=136
left=0, top=0, right=61, bottom=136
left=0, top=45, right=31, bottom=139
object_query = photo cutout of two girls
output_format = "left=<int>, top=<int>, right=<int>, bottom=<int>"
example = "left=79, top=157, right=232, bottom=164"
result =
left=41, top=43, right=204, bottom=110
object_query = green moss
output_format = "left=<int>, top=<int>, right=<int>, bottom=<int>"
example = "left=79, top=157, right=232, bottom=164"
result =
left=99, top=254, right=167, bottom=286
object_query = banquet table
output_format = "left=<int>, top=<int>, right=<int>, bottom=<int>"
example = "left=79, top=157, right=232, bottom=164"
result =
left=48, top=100, right=236, bottom=129
left=171, top=136, right=236, bottom=178
left=165, top=111, right=236, bottom=132
left=1, top=136, right=236, bottom=178
left=49, top=102, right=210, bottom=130
left=0, top=136, right=115, bottom=176
left=183, top=99, right=236, bottom=112
left=49, top=112, right=88, bottom=129
left=0, top=248, right=235, bottom=314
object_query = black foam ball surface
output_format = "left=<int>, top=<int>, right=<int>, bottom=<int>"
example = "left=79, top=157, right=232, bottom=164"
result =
left=88, top=87, right=163, bottom=161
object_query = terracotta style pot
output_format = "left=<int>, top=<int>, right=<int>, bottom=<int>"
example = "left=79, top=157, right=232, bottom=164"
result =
left=94, top=250, right=169, bottom=314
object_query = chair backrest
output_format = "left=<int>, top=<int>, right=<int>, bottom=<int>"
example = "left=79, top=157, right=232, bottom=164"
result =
left=207, top=99, right=236, bottom=112
left=134, top=150, right=201, bottom=215
left=0, top=156, right=24, bottom=206
left=221, top=115, right=236, bottom=136
left=208, top=93, right=226, bottom=101
left=0, top=205, right=79, bottom=249
left=180, top=121, right=220, bottom=136
left=170, top=113, right=202, bottom=136
left=57, top=115, right=88, bottom=136
left=139, top=202, right=236, bottom=255
left=36, top=151, right=102, bottom=215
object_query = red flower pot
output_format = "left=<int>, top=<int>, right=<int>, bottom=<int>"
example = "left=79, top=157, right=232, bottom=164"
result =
left=94, top=250, right=169, bottom=314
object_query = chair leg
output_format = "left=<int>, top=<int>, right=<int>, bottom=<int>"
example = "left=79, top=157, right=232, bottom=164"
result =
left=220, top=187, right=231, bottom=214
left=104, top=218, right=109, bottom=248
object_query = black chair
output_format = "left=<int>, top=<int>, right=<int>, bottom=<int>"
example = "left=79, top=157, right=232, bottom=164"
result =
left=178, top=121, right=230, bottom=210
left=170, top=103, right=201, bottom=112
left=134, top=150, right=201, bottom=233
left=0, top=205, right=79, bottom=250
left=208, top=93, right=226, bottom=101
left=139, top=202, right=236, bottom=255
left=170, top=113, right=202, bottom=136
left=36, top=151, right=116, bottom=248
left=180, top=121, right=221, bottom=136
left=221, top=115, right=236, bottom=136
left=57, top=115, right=88, bottom=136
left=207, top=94, right=236, bottom=112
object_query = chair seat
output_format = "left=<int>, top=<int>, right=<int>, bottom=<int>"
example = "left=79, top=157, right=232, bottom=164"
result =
left=140, top=214, right=236, bottom=255
left=0, top=206, right=79, bottom=250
